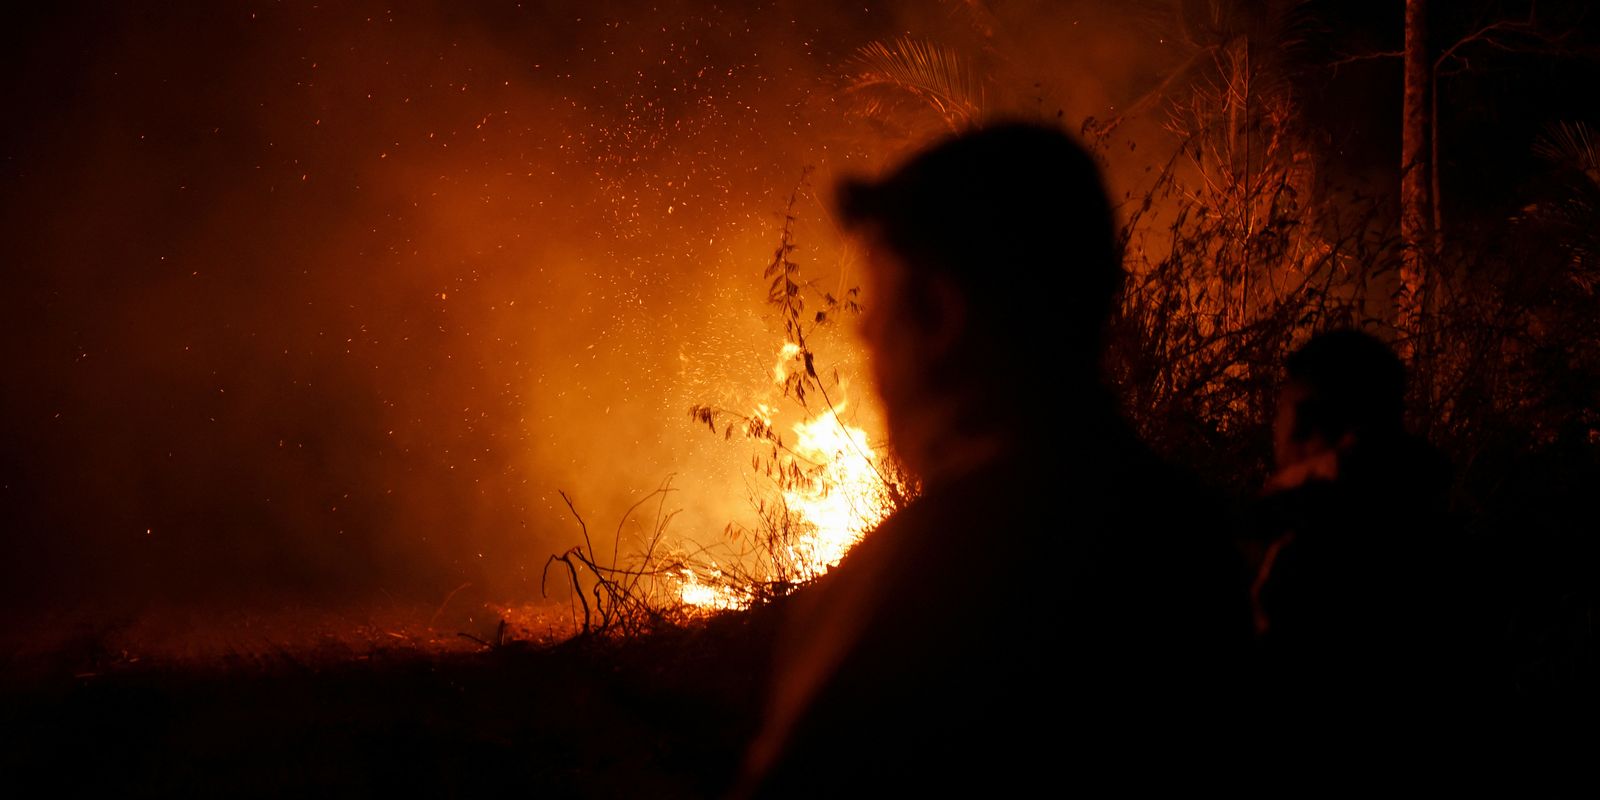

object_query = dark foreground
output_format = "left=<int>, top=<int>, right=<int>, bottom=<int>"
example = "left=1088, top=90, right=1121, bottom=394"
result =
left=4, top=522, right=1599, bottom=799
left=1, top=607, right=779, bottom=798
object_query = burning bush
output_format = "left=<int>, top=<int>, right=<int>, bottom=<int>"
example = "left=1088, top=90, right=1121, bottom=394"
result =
left=543, top=172, right=909, bottom=633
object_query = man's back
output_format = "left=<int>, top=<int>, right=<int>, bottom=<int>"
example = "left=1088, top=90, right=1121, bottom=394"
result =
left=746, top=414, right=1252, bottom=795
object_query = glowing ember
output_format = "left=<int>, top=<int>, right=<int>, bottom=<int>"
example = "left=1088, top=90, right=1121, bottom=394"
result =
left=677, top=568, right=744, bottom=611
left=772, top=342, right=802, bottom=382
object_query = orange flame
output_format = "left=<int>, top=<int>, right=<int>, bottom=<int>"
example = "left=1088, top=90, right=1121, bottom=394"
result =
left=780, top=403, right=892, bottom=576
left=679, top=342, right=893, bottom=608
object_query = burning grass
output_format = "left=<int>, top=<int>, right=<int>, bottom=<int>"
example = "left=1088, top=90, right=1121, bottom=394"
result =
left=538, top=172, right=909, bottom=632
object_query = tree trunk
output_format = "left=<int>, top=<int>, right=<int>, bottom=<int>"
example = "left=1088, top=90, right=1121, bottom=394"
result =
left=1399, top=0, right=1432, bottom=359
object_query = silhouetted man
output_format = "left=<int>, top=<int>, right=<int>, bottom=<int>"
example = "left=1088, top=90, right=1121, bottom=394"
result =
left=735, top=123, right=1252, bottom=797
left=1251, top=330, right=1458, bottom=712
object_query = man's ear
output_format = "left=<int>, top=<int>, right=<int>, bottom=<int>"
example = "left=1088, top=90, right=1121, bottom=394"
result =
left=1336, top=430, right=1360, bottom=453
left=921, top=273, right=969, bottom=358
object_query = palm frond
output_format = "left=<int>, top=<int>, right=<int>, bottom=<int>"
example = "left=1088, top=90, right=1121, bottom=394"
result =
left=843, top=36, right=985, bottom=129
left=1535, top=121, right=1600, bottom=187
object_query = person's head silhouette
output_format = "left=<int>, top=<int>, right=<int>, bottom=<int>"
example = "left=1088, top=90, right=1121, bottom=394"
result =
left=838, top=122, right=1120, bottom=482
left=1272, top=329, right=1408, bottom=478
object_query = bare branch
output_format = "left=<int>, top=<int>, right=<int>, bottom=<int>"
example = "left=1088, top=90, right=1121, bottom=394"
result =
left=1435, top=7, right=1574, bottom=73
left=1327, top=50, right=1405, bottom=70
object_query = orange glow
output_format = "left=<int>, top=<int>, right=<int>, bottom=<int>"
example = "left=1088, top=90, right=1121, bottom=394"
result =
left=679, top=342, right=894, bottom=608
left=677, top=567, right=744, bottom=611
left=780, top=402, right=892, bottom=576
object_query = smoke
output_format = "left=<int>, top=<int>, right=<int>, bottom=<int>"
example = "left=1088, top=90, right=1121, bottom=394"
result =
left=0, top=1, right=1182, bottom=629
